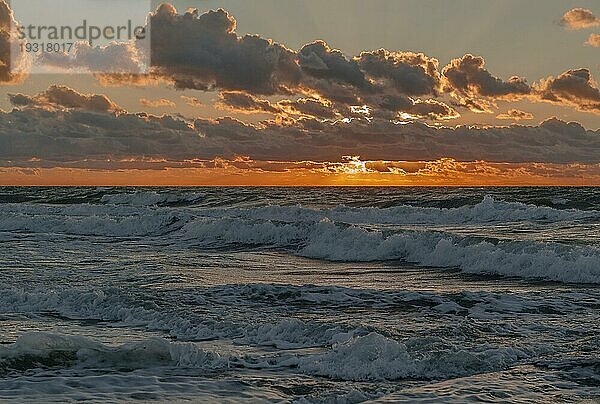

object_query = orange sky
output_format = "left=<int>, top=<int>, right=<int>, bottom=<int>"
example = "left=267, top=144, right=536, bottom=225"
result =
left=3, top=159, right=600, bottom=186
left=1, top=2, right=599, bottom=186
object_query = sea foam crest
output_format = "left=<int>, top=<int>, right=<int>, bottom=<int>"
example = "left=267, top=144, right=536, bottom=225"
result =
left=0, top=332, right=229, bottom=373
left=297, top=332, right=527, bottom=381
left=197, top=195, right=598, bottom=225
left=0, top=331, right=526, bottom=382
left=181, top=216, right=600, bottom=283
left=0, top=203, right=187, bottom=236
left=2, top=196, right=600, bottom=283
left=0, top=288, right=362, bottom=348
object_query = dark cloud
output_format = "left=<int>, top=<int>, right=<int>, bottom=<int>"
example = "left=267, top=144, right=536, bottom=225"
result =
left=561, top=8, right=600, bottom=30
left=299, top=41, right=369, bottom=90
left=149, top=5, right=302, bottom=95
left=442, top=54, right=531, bottom=100
left=295, top=40, right=374, bottom=104
left=217, top=91, right=342, bottom=120
left=9, top=85, right=122, bottom=112
left=2, top=86, right=600, bottom=166
left=377, top=94, right=414, bottom=112
left=496, top=109, right=534, bottom=121
left=217, top=91, right=282, bottom=114
left=277, top=98, right=340, bottom=120
left=91, top=5, right=461, bottom=119
left=454, top=97, right=496, bottom=114
left=535, top=69, right=600, bottom=114
left=24, top=3, right=598, bottom=120
left=357, top=49, right=440, bottom=96
left=373, top=95, right=458, bottom=121
left=0, top=108, right=206, bottom=162
left=407, top=99, right=460, bottom=121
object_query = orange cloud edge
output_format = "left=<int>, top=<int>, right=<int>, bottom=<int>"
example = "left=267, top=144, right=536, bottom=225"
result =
left=3, top=158, right=600, bottom=186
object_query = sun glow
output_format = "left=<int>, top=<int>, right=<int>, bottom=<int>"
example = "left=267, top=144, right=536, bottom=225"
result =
left=2, top=157, right=599, bottom=186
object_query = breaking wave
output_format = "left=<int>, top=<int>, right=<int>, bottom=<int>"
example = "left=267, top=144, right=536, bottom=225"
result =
left=0, top=331, right=527, bottom=383
left=0, top=333, right=228, bottom=375
left=0, top=288, right=362, bottom=347
left=296, top=332, right=527, bottom=381
left=196, top=195, right=600, bottom=225
left=181, top=216, right=600, bottom=284
left=1, top=196, right=599, bottom=283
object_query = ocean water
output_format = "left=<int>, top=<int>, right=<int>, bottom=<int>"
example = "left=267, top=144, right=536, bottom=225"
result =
left=0, top=187, right=599, bottom=403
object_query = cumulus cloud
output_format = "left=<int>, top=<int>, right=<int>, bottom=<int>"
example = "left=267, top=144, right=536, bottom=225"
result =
left=561, top=8, right=600, bottom=30
left=454, top=97, right=497, bottom=114
left=85, top=5, right=471, bottom=120
left=440, top=55, right=600, bottom=116
left=149, top=5, right=301, bottom=94
left=587, top=33, right=600, bottom=47
left=94, top=72, right=169, bottom=88
left=81, top=4, right=599, bottom=120
left=9, top=85, right=122, bottom=112
left=496, top=109, right=534, bottom=121
left=21, top=3, right=596, bottom=122
left=299, top=41, right=370, bottom=91
left=139, top=98, right=176, bottom=108
left=535, top=68, right=600, bottom=114
left=0, top=0, right=27, bottom=84
left=357, top=49, right=441, bottom=96
left=215, top=89, right=458, bottom=122
left=39, top=42, right=147, bottom=74
left=442, top=54, right=531, bottom=100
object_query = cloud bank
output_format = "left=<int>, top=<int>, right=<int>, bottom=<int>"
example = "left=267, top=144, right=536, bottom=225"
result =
left=2, top=86, right=600, bottom=167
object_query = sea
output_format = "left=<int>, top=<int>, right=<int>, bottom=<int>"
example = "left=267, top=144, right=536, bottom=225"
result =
left=0, top=187, right=599, bottom=403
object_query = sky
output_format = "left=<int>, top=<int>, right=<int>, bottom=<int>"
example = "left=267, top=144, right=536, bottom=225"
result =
left=1, top=0, right=600, bottom=186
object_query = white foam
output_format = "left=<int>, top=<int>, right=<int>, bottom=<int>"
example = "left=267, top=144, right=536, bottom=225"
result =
left=197, top=195, right=598, bottom=225
left=0, top=203, right=187, bottom=236
left=1, top=196, right=599, bottom=283
left=1, top=195, right=592, bottom=238
left=297, top=332, right=526, bottom=381
left=0, top=288, right=365, bottom=349
left=239, top=318, right=359, bottom=349
left=298, top=332, right=416, bottom=381
left=0, top=330, right=527, bottom=386
left=182, top=216, right=600, bottom=284
left=0, top=332, right=229, bottom=372
left=0, top=288, right=234, bottom=341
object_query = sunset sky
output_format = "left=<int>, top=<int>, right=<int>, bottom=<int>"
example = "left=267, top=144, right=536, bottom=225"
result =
left=1, top=0, right=600, bottom=185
